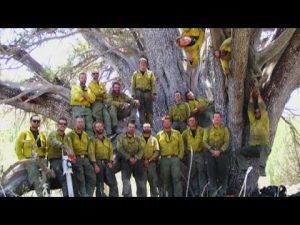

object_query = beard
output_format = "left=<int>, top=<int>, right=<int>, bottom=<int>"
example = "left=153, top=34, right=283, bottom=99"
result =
left=143, top=130, right=151, bottom=134
left=96, top=130, right=104, bottom=135
left=113, top=90, right=120, bottom=95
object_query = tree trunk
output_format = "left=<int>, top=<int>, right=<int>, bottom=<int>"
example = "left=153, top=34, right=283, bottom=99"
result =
left=142, top=28, right=188, bottom=131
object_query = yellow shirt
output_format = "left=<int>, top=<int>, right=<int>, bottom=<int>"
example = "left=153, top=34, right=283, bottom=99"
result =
left=47, top=131, right=73, bottom=160
left=181, top=28, right=205, bottom=68
left=140, top=135, right=160, bottom=160
left=203, top=125, right=230, bottom=152
left=88, top=136, right=113, bottom=162
left=15, top=130, right=47, bottom=160
left=70, top=85, right=96, bottom=107
left=188, top=97, right=211, bottom=114
left=182, top=127, right=205, bottom=153
left=248, top=101, right=270, bottom=146
left=169, top=102, right=190, bottom=122
left=88, top=80, right=107, bottom=102
left=68, top=131, right=89, bottom=156
left=131, top=70, right=156, bottom=96
left=156, top=129, right=184, bottom=159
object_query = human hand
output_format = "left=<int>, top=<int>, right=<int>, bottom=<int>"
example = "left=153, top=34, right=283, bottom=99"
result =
left=94, top=164, right=101, bottom=173
left=143, top=160, right=149, bottom=168
left=129, top=157, right=137, bottom=165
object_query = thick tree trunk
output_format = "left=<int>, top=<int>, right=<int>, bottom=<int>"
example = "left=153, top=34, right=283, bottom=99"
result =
left=142, top=28, right=188, bottom=131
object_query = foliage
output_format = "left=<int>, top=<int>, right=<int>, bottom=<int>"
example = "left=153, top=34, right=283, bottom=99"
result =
left=267, top=117, right=300, bottom=186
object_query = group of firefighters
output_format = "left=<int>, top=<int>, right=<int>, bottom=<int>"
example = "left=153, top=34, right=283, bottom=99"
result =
left=13, top=29, right=270, bottom=197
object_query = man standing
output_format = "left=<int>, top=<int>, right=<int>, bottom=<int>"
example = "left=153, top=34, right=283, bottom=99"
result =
left=107, top=81, right=139, bottom=133
left=68, top=116, right=96, bottom=197
left=182, top=116, right=207, bottom=197
left=70, top=72, right=96, bottom=138
left=237, top=88, right=270, bottom=176
left=169, top=91, right=190, bottom=133
left=88, top=69, right=112, bottom=136
left=131, top=58, right=157, bottom=127
left=47, top=117, right=75, bottom=197
left=185, top=90, right=213, bottom=128
left=117, top=120, right=146, bottom=197
left=203, top=112, right=230, bottom=197
left=89, top=121, right=119, bottom=197
left=157, top=116, right=184, bottom=197
left=140, top=123, right=160, bottom=197
left=15, top=114, right=47, bottom=197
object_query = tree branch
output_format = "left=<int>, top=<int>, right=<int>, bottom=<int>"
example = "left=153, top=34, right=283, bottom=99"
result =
left=256, top=28, right=297, bottom=68
left=263, top=29, right=300, bottom=144
left=0, top=81, right=71, bottom=124
left=0, top=44, right=50, bottom=83
left=129, top=28, right=144, bottom=52
left=81, top=28, right=137, bottom=89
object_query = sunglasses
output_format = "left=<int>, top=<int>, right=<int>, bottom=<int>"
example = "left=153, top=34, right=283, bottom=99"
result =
left=59, top=122, right=67, bottom=126
left=92, top=72, right=99, bottom=75
left=32, top=120, right=40, bottom=123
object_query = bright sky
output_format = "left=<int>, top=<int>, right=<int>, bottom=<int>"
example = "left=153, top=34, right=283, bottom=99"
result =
left=0, top=29, right=86, bottom=82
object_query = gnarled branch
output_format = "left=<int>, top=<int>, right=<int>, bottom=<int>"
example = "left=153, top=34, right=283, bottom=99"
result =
left=256, top=28, right=297, bottom=68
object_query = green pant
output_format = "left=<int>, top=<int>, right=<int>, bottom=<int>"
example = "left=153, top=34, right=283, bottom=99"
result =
left=25, top=158, right=49, bottom=197
left=206, top=151, right=228, bottom=197
left=109, top=104, right=137, bottom=128
left=236, top=144, right=270, bottom=175
left=160, top=157, right=182, bottom=197
left=73, top=157, right=96, bottom=197
left=50, top=159, right=68, bottom=197
left=135, top=90, right=153, bottom=126
left=144, top=161, right=159, bottom=197
left=172, top=121, right=187, bottom=133
left=50, top=159, right=77, bottom=197
left=72, top=106, right=94, bottom=138
left=185, top=152, right=207, bottom=197
left=120, top=159, right=146, bottom=197
left=192, top=110, right=212, bottom=128
left=91, top=101, right=112, bottom=135
left=95, top=159, right=119, bottom=197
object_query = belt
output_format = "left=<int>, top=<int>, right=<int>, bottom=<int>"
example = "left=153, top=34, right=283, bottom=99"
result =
left=72, top=105, right=89, bottom=108
left=26, top=156, right=45, bottom=159
left=136, top=89, right=151, bottom=92
left=162, top=155, right=178, bottom=158
left=96, top=158, right=109, bottom=162
left=77, top=154, right=88, bottom=158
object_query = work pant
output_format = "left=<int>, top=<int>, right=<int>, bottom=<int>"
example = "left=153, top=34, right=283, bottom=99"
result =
left=236, top=144, right=270, bottom=176
left=185, top=152, right=207, bottom=197
left=73, top=156, right=96, bottom=197
left=95, top=159, right=119, bottom=197
left=109, top=104, right=137, bottom=129
left=91, top=101, right=112, bottom=135
left=160, top=156, right=182, bottom=197
left=206, top=151, right=229, bottom=197
left=135, top=90, right=153, bottom=127
left=143, top=161, right=159, bottom=197
left=72, top=106, right=94, bottom=138
left=120, top=159, right=146, bottom=197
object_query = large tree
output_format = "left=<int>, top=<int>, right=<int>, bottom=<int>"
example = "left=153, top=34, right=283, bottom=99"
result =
left=1, top=28, right=299, bottom=196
